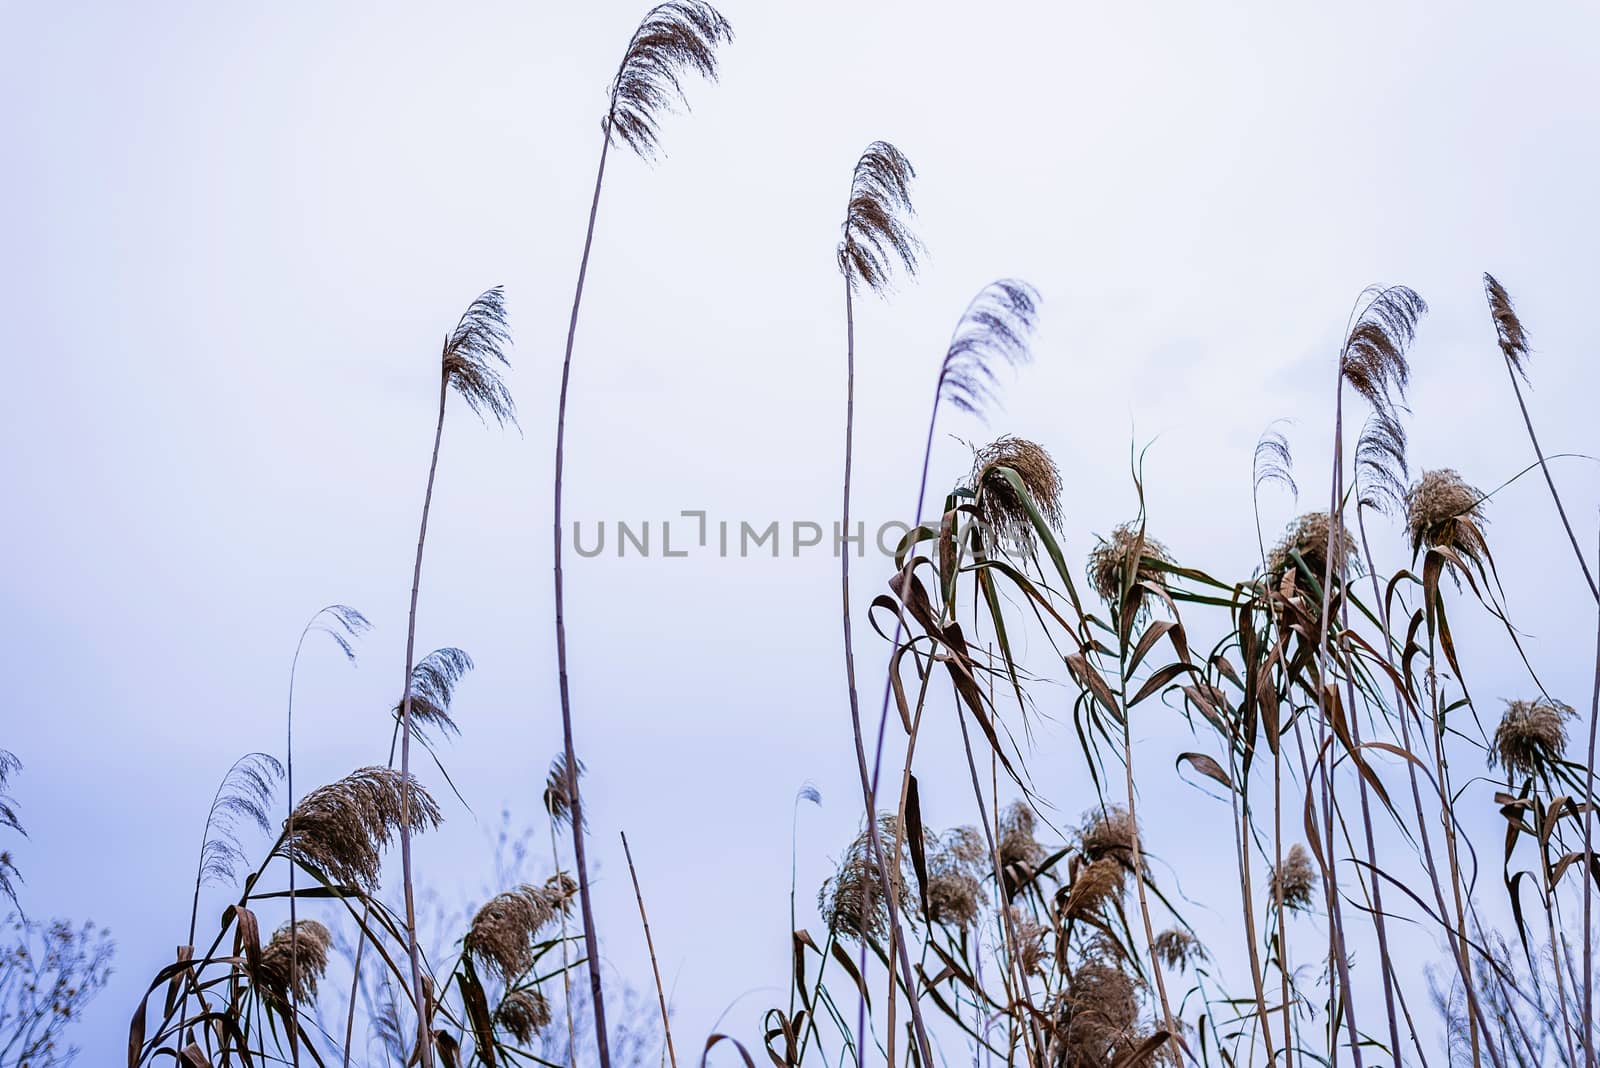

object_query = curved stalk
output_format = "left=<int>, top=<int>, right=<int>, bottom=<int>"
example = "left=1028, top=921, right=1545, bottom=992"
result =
left=552, top=127, right=615, bottom=1068
left=397, top=375, right=450, bottom=1068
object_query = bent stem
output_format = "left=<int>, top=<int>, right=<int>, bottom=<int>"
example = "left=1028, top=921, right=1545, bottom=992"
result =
left=552, top=126, right=615, bottom=1068
left=397, top=374, right=450, bottom=1068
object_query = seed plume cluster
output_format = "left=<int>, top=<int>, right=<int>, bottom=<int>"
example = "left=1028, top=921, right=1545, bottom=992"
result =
left=970, top=437, right=1063, bottom=555
left=1483, top=273, right=1531, bottom=377
left=606, top=1, right=733, bottom=159
left=819, top=815, right=906, bottom=944
left=923, top=826, right=987, bottom=929
left=936, top=280, right=1041, bottom=420
left=838, top=142, right=920, bottom=293
left=1088, top=523, right=1172, bottom=609
left=495, top=988, right=553, bottom=1044
left=279, top=767, right=441, bottom=892
left=1267, top=511, right=1357, bottom=588
left=465, top=875, right=576, bottom=981
left=1270, top=844, right=1318, bottom=913
left=1405, top=468, right=1490, bottom=569
left=442, top=287, right=516, bottom=427
left=255, top=920, right=331, bottom=1004
left=1490, top=698, right=1574, bottom=779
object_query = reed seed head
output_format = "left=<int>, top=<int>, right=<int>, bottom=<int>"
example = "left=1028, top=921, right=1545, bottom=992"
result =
left=607, top=1, right=733, bottom=159
left=1270, top=844, right=1318, bottom=913
left=495, top=988, right=552, bottom=1045
left=1405, top=469, right=1490, bottom=570
left=924, top=826, right=987, bottom=929
left=465, top=875, right=575, bottom=981
left=1080, top=806, right=1137, bottom=869
left=255, top=920, right=331, bottom=1005
left=819, top=815, right=906, bottom=944
left=1061, top=857, right=1127, bottom=921
left=1483, top=273, right=1530, bottom=378
left=1008, top=906, right=1051, bottom=977
left=280, top=767, right=442, bottom=893
left=971, top=437, right=1063, bottom=555
left=1490, top=698, right=1574, bottom=779
left=1267, top=512, right=1357, bottom=587
left=1152, top=927, right=1200, bottom=970
left=1088, top=523, right=1172, bottom=611
left=1052, top=955, right=1143, bottom=1067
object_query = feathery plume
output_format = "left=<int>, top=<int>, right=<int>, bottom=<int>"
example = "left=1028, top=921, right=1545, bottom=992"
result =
left=543, top=752, right=585, bottom=831
left=1253, top=424, right=1297, bottom=500
left=1080, top=806, right=1138, bottom=869
left=279, top=767, right=441, bottom=892
left=924, top=826, right=987, bottom=929
left=1088, top=523, right=1172, bottom=612
left=970, top=436, right=1063, bottom=555
left=1355, top=408, right=1410, bottom=516
left=0, top=751, right=21, bottom=907
left=465, top=875, right=576, bottom=981
left=255, top=920, right=332, bottom=1005
left=838, top=142, right=920, bottom=293
left=1152, top=928, right=1201, bottom=970
left=496, top=988, right=553, bottom=1045
left=1266, top=512, right=1358, bottom=588
left=1051, top=953, right=1143, bottom=1067
left=393, top=647, right=473, bottom=743
left=1405, top=468, right=1491, bottom=570
left=1339, top=285, right=1427, bottom=413
left=935, top=280, right=1041, bottom=420
left=442, top=287, right=516, bottom=427
left=1269, top=844, right=1318, bottom=913
left=818, top=815, right=907, bottom=944
left=1009, top=907, right=1052, bottom=976
left=1483, top=273, right=1530, bottom=379
left=1490, top=698, right=1574, bottom=779
left=605, top=2, right=733, bottom=159
left=1060, top=857, right=1127, bottom=921
left=198, top=753, right=284, bottom=888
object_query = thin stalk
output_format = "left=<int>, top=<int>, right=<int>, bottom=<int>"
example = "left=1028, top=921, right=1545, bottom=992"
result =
left=397, top=374, right=450, bottom=1068
left=620, top=832, right=676, bottom=1068
left=1584, top=526, right=1600, bottom=1068
left=1116, top=639, right=1179, bottom=1060
left=551, top=821, right=577, bottom=1059
left=552, top=126, right=615, bottom=1068
left=1226, top=740, right=1276, bottom=1064
left=1311, top=382, right=1363, bottom=1067
left=839, top=274, right=936, bottom=1068
left=1500, top=360, right=1599, bottom=603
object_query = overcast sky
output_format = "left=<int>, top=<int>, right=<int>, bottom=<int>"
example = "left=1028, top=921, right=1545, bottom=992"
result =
left=4, top=1, right=1599, bottom=1064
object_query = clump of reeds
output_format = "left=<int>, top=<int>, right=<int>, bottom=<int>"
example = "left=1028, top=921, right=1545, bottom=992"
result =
left=1269, top=844, right=1318, bottom=913
left=819, top=815, right=906, bottom=943
left=1490, top=697, right=1575, bottom=779
left=1266, top=511, right=1358, bottom=588
left=1087, top=522, right=1172, bottom=610
left=924, top=826, right=986, bottom=929
left=278, top=767, right=441, bottom=892
left=255, top=919, right=331, bottom=1005
left=970, top=437, right=1063, bottom=554
left=464, top=875, right=575, bottom=980
left=1405, top=468, right=1491, bottom=569
left=495, top=988, right=553, bottom=1044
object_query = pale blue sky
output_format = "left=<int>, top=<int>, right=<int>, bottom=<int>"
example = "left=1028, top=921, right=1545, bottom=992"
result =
left=3, top=1, right=1598, bottom=1063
